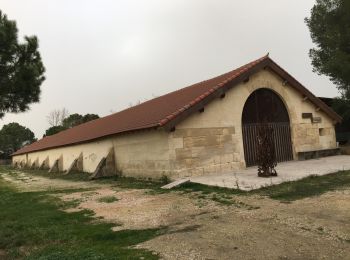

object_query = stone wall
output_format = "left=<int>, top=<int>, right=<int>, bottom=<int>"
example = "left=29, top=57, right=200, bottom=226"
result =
left=169, top=127, right=242, bottom=178
left=12, top=68, right=338, bottom=179
left=169, top=68, right=337, bottom=177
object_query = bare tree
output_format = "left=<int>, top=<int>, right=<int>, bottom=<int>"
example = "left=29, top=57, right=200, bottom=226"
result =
left=46, top=108, right=69, bottom=127
left=128, top=100, right=142, bottom=108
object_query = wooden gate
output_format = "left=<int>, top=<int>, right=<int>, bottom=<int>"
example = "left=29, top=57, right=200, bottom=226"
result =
left=242, top=123, right=293, bottom=167
left=242, top=88, right=293, bottom=167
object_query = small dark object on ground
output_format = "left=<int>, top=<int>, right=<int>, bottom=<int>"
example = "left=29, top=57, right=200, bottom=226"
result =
left=160, top=175, right=171, bottom=185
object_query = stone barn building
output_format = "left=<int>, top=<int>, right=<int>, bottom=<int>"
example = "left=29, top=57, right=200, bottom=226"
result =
left=12, top=55, right=342, bottom=179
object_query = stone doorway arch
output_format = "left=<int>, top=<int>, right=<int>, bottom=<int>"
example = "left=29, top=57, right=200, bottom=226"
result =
left=242, top=88, right=293, bottom=167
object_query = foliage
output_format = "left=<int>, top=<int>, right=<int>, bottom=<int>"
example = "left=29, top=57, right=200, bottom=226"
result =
left=332, top=98, right=350, bottom=122
left=0, top=10, right=45, bottom=118
left=62, top=113, right=82, bottom=128
left=83, top=113, right=100, bottom=122
left=97, top=196, right=119, bottom=203
left=43, top=125, right=68, bottom=137
left=305, top=0, right=350, bottom=98
left=62, top=113, right=99, bottom=128
left=159, top=175, right=171, bottom=185
left=44, top=112, right=99, bottom=136
left=0, top=171, right=163, bottom=259
left=0, top=123, right=36, bottom=158
left=332, top=97, right=350, bottom=133
left=46, top=108, right=69, bottom=127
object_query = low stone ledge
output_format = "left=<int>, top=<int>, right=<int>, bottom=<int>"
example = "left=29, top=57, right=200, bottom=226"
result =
left=298, top=148, right=341, bottom=161
left=161, top=178, right=190, bottom=189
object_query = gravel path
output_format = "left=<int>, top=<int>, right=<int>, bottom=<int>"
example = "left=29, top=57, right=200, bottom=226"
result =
left=2, top=170, right=350, bottom=260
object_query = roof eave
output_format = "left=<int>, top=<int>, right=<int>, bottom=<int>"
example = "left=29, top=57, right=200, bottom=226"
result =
left=159, top=58, right=271, bottom=131
left=159, top=57, right=342, bottom=131
left=266, top=58, right=342, bottom=123
left=12, top=124, right=160, bottom=156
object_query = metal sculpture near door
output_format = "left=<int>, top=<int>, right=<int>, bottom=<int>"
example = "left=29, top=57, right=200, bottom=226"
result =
left=257, top=123, right=277, bottom=177
left=242, top=88, right=293, bottom=176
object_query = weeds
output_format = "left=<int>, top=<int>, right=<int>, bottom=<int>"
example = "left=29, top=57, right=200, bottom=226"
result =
left=160, top=175, right=171, bottom=185
left=97, top=195, right=119, bottom=203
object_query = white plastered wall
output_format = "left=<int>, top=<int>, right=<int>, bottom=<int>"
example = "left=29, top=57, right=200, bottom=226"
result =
left=13, top=129, right=172, bottom=179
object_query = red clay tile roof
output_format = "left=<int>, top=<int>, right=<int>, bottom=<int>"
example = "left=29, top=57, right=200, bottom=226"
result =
left=13, top=55, right=341, bottom=156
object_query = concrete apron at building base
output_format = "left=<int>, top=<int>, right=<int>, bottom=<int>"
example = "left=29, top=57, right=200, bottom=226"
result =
left=189, top=155, right=350, bottom=191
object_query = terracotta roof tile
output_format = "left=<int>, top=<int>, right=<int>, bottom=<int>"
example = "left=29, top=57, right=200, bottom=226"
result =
left=13, top=55, right=340, bottom=155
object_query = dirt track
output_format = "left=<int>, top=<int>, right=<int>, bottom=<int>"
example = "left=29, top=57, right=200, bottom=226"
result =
left=2, top=171, right=350, bottom=260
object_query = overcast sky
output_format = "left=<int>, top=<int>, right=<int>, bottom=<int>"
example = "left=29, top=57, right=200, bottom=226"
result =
left=0, top=0, right=339, bottom=138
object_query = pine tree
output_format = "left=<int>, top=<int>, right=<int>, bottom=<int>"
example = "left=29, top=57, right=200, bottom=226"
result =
left=0, top=10, right=45, bottom=118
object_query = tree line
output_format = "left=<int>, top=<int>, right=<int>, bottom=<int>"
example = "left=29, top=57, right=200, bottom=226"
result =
left=0, top=109, right=99, bottom=159
left=44, top=108, right=99, bottom=136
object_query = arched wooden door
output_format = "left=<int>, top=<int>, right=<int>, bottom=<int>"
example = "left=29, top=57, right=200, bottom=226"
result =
left=242, top=88, right=293, bottom=167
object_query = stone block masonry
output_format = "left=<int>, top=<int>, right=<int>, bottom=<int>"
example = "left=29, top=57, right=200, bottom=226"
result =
left=12, top=68, right=338, bottom=180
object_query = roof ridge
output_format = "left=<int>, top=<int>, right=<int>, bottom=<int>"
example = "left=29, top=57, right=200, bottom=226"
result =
left=103, top=55, right=268, bottom=120
left=158, top=55, right=269, bottom=126
left=14, top=54, right=339, bottom=156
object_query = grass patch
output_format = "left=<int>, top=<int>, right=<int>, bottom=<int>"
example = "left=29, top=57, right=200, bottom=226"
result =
left=59, top=198, right=83, bottom=209
left=209, top=194, right=259, bottom=209
left=174, top=182, right=247, bottom=196
left=0, top=176, right=165, bottom=259
left=211, top=194, right=234, bottom=205
left=176, top=171, right=350, bottom=202
left=1, top=165, right=91, bottom=182
left=97, top=196, right=119, bottom=203
left=253, top=171, right=350, bottom=201
left=112, top=177, right=164, bottom=190
left=4, top=166, right=169, bottom=192
left=6, top=165, right=350, bottom=203
left=25, top=169, right=91, bottom=182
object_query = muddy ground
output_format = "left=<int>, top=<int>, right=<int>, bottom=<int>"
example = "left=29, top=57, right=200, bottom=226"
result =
left=2, top=170, right=350, bottom=260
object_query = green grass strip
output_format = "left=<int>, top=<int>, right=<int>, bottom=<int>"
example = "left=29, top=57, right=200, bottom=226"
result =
left=0, top=177, right=164, bottom=259
left=177, top=171, right=350, bottom=202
